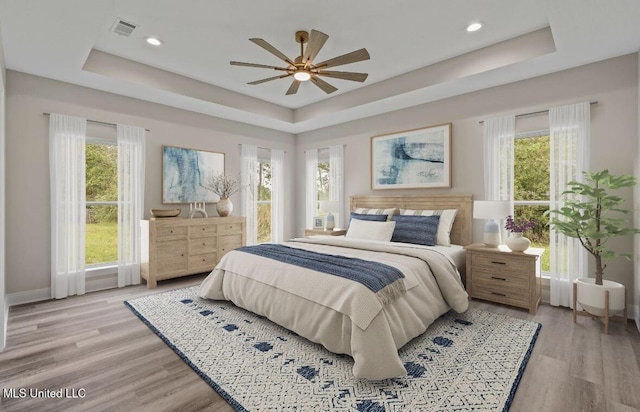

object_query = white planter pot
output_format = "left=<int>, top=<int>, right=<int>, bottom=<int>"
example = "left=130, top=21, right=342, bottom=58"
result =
left=575, top=278, right=625, bottom=316
left=216, top=198, right=233, bottom=217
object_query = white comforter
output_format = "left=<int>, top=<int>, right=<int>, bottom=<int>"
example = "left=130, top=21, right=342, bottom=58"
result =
left=198, top=237, right=469, bottom=380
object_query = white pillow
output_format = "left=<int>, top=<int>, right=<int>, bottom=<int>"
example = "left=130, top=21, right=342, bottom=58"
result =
left=353, top=207, right=398, bottom=221
left=400, top=209, right=458, bottom=246
left=345, top=219, right=396, bottom=241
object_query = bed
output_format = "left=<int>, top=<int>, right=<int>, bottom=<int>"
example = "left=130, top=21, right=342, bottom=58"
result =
left=198, top=194, right=472, bottom=380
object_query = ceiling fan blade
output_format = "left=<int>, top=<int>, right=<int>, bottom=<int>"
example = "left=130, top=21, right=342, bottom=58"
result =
left=316, top=70, right=368, bottom=82
left=285, top=80, right=301, bottom=95
left=230, top=61, right=288, bottom=71
left=248, top=73, right=292, bottom=85
left=314, top=48, right=370, bottom=69
left=310, top=76, right=338, bottom=94
left=250, top=38, right=295, bottom=66
left=303, top=29, right=329, bottom=66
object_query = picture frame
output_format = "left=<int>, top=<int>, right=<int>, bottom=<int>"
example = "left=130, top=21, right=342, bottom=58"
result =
left=371, top=123, right=452, bottom=190
left=313, top=216, right=325, bottom=229
left=162, top=145, right=225, bottom=204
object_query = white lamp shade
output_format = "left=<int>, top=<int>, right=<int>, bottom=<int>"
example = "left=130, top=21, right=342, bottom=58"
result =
left=319, top=201, right=340, bottom=213
left=473, top=200, right=511, bottom=220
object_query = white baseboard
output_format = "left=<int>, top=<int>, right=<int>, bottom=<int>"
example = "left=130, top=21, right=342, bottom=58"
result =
left=1, top=298, right=7, bottom=351
left=7, top=288, right=51, bottom=306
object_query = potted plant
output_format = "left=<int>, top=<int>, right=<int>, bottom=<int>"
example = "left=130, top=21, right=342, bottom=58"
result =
left=504, top=215, right=537, bottom=252
left=547, top=169, right=640, bottom=317
left=203, top=174, right=240, bottom=217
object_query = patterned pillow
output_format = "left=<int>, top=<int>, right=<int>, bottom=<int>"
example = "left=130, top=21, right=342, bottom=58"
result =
left=400, top=209, right=458, bottom=246
left=349, top=212, right=388, bottom=223
left=391, top=215, right=440, bottom=246
left=353, top=207, right=398, bottom=221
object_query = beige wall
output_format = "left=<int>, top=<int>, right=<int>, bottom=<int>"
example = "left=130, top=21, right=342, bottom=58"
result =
left=5, top=71, right=296, bottom=294
left=0, top=23, right=7, bottom=350
left=296, top=54, right=639, bottom=303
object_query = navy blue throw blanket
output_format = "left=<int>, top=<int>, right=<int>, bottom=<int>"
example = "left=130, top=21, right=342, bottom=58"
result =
left=235, top=244, right=406, bottom=304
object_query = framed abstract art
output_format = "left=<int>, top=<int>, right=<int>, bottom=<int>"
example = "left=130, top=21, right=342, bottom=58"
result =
left=371, top=123, right=452, bottom=189
left=162, top=145, right=225, bottom=204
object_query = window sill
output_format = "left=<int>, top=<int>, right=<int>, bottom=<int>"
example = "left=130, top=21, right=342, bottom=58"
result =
left=86, top=264, right=117, bottom=278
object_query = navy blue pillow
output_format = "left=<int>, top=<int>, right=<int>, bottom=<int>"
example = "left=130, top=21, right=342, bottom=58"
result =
left=349, top=212, right=388, bottom=223
left=391, top=215, right=440, bottom=246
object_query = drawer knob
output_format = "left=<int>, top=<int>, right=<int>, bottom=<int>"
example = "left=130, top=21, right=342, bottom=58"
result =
left=490, top=261, right=507, bottom=265
left=202, top=258, right=206, bottom=262
left=491, top=292, right=507, bottom=297
left=491, top=276, right=507, bottom=281
left=181, top=253, right=184, bottom=256
left=170, top=230, right=173, bottom=233
left=202, top=242, right=205, bottom=245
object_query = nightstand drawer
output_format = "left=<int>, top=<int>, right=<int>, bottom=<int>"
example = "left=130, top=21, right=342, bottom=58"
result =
left=473, top=286, right=530, bottom=308
left=472, top=254, right=529, bottom=275
left=472, top=267, right=530, bottom=287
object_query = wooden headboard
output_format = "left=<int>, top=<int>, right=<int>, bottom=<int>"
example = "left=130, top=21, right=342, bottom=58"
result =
left=349, top=194, right=473, bottom=246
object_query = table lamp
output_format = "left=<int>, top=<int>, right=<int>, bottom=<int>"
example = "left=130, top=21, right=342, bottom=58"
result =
left=319, top=200, right=340, bottom=230
left=473, top=200, right=510, bottom=247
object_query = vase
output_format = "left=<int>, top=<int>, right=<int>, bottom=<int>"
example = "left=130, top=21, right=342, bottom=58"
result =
left=506, top=232, right=530, bottom=252
left=216, top=198, right=233, bottom=217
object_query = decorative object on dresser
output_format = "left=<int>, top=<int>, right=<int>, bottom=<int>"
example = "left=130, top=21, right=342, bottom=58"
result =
left=504, top=214, right=537, bottom=252
left=126, top=286, right=540, bottom=412
left=371, top=123, right=452, bottom=190
left=140, top=216, right=246, bottom=288
left=319, top=200, right=339, bottom=230
left=472, top=200, right=510, bottom=247
left=465, top=244, right=544, bottom=314
left=312, top=216, right=324, bottom=229
left=202, top=173, right=240, bottom=217
left=188, top=202, right=208, bottom=218
left=304, top=228, right=346, bottom=237
left=547, top=169, right=639, bottom=333
left=150, top=208, right=181, bottom=218
left=162, top=145, right=225, bottom=204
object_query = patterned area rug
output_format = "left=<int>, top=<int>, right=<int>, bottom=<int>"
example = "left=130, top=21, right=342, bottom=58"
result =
left=125, top=286, right=540, bottom=412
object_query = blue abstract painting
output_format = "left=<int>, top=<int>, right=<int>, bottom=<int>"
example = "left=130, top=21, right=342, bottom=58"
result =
left=371, top=123, right=451, bottom=189
left=162, top=146, right=225, bottom=203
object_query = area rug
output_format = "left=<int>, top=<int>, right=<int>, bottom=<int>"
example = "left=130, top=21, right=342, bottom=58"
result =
left=125, top=286, right=540, bottom=411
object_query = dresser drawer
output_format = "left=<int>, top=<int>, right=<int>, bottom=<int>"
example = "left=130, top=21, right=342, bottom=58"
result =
left=156, top=254, right=188, bottom=274
left=156, top=225, right=187, bottom=238
left=190, top=236, right=218, bottom=255
left=188, top=252, right=218, bottom=270
left=219, top=234, right=243, bottom=257
left=218, top=222, right=244, bottom=236
left=472, top=267, right=530, bottom=288
left=157, top=240, right=187, bottom=257
left=190, top=224, right=217, bottom=238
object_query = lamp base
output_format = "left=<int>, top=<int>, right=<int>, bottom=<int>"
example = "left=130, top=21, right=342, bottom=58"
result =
left=325, top=212, right=335, bottom=230
left=483, top=220, right=500, bottom=248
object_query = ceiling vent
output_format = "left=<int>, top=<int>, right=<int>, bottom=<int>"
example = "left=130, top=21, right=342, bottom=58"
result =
left=111, top=18, right=137, bottom=37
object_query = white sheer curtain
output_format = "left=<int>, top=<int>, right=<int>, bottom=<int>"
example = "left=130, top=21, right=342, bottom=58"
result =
left=329, top=145, right=345, bottom=229
left=49, top=113, right=87, bottom=299
left=549, top=102, right=590, bottom=307
left=483, top=114, right=516, bottom=242
left=117, top=124, right=145, bottom=287
left=241, top=144, right=258, bottom=245
left=305, top=149, right=318, bottom=229
left=271, top=149, right=285, bottom=243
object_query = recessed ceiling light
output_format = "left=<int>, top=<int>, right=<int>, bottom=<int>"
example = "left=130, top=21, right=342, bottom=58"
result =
left=145, top=37, right=163, bottom=46
left=466, top=22, right=483, bottom=32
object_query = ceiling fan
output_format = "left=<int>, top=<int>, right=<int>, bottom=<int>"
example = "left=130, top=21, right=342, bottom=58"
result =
left=230, top=29, right=370, bottom=95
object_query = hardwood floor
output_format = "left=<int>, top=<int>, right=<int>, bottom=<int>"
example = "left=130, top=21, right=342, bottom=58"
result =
left=1, top=275, right=639, bottom=412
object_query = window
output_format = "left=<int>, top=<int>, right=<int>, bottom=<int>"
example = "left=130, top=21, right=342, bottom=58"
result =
left=513, top=130, right=550, bottom=272
left=85, top=138, right=118, bottom=267
left=257, top=158, right=272, bottom=243
left=316, top=149, right=330, bottom=215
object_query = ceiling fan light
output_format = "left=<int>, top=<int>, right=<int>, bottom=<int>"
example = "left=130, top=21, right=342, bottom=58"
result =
left=293, top=70, right=311, bottom=81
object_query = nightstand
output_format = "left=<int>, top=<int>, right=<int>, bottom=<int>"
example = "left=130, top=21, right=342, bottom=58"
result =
left=304, top=228, right=347, bottom=236
left=464, top=243, right=544, bottom=314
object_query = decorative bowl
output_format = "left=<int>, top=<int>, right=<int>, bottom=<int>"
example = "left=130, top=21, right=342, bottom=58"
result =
left=150, top=208, right=181, bottom=218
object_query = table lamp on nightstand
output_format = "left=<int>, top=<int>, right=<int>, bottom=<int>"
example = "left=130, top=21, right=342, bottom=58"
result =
left=319, top=200, right=340, bottom=230
left=473, top=200, right=511, bottom=247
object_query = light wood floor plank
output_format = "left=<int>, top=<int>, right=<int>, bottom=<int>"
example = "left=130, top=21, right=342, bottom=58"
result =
left=1, top=274, right=639, bottom=411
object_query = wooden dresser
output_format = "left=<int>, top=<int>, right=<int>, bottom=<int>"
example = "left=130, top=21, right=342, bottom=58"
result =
left=141, top=216, right=246, bottom=288
left=464, top=243, right=544, bottom=314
